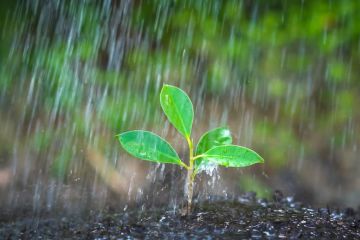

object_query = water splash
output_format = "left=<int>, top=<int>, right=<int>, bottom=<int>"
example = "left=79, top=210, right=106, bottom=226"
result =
left=0, top=0, right=359, bottom=215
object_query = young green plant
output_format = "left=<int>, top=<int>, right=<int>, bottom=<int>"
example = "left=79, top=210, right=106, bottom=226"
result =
left=117, top=84, right=264, bottom=213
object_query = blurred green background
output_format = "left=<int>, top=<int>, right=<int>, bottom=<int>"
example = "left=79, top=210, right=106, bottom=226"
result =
left=0, top=0, right=359, bottom=210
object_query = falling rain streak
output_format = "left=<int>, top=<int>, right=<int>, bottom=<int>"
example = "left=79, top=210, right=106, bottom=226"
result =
left=0, top=0, right=359, bottom=217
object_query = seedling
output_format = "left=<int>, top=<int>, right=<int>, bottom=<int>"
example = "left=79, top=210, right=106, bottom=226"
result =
left=117, top=84, right=264, bottom=213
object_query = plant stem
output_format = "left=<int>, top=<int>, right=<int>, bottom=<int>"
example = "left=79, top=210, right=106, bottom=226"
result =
left=192, top=154, right=205, bottom=160
left=186, top=136, right=194, bottom=214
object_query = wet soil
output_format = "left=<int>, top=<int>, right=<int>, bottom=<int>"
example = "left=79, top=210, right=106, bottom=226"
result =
left=0, top=192, right=359, bottom=239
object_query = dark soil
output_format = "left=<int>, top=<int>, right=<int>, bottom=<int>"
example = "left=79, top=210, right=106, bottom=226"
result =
left=0, top=192, right=359, bottom=239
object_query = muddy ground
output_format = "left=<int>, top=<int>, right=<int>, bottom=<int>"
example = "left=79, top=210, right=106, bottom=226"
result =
left=0, top=192, right=359, bottom=239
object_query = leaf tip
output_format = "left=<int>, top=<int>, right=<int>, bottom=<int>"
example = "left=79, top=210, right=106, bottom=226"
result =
left=116, top=132, right=127, bottom=145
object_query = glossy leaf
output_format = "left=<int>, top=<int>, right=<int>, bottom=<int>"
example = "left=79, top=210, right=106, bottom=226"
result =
left=160, top=84, right=194, bottom=138
left=118, top=130, right=183, bottom=165
left=195, top=127, right=232, bottom=170
left=195, top=127, right=232, bottom=155
left=201, top=145, right=264, bottom=167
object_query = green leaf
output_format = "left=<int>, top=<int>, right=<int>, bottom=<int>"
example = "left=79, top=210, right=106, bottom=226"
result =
left=196, top=127, right=233, bottom=155
left=160, top=84, right=194, bottom=138
left=195, top=127, right=232, bottom=170
left=118, top=130, right=183, bottom=166
left=201, top=145, right=264, bottom=167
